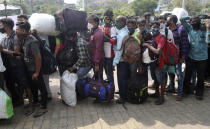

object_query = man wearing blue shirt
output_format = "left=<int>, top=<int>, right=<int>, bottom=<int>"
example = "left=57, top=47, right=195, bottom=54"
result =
left=181, top=16, right=210, bottom=100
left=113, top=15, right=129, bottom=104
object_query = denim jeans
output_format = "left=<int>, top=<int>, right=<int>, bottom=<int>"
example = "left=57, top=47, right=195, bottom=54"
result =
left=183, top=58, right=207, bottom=96
left=104, top=58, right=114, bottom=84
left=117, top=62, right=130, bottom=99
left=129, top=62, right=138, bottom=78
left=168, top=63, right=184, bottom=94
left=77, top=66, right=92, bottom=79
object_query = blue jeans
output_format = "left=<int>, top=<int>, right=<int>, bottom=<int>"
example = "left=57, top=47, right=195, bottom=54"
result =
left=104, top=58, right=114, bottom=84
left=129, top=62, right=138, bottom=78
left=117, top=62, right=130, bottom=99
left=77, top=66, right=92, bottom=79
left=168, top=63, right=184, bottom=94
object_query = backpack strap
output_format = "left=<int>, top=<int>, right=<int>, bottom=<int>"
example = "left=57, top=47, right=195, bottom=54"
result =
left=165, top=28, right=168, bottom=40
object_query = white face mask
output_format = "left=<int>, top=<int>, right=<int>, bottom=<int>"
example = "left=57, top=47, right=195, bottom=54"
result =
left=160, top=23, right=166, bottom=30
left=88, top=23, right=93, bottom=30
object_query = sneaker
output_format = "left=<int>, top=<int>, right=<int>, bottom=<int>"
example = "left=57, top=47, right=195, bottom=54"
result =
left=196, top=96, right=203, bottom=101
left=116, top=98, right=125, bottom=104
left=176, top=94, right=183, bottom=101
left=165, top=87, right=175, bottom=93
left=155, top=97, right=165, bottom=105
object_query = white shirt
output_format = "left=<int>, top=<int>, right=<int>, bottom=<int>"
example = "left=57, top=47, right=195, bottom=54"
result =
left=0, top=53, right=6, bottom=72
left=160, top=27, right=175, bottom=43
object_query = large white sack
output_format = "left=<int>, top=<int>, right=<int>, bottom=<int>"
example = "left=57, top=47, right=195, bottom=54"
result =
left=29, top=13, right=60, bottom=36
left=172, top=8, right=189, bottom=24
left=61, top=71, right=78, bottom=107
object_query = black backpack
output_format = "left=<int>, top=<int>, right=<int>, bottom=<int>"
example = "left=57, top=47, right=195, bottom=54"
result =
left=127, top=74, right=148, bottom=104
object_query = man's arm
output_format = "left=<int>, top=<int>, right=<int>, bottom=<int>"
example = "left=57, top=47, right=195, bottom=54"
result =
left=206, top=20, right=210, bottom=44
left=180, top=16, right=192, bottom=33
left=93, top=32, right=104, bottom=66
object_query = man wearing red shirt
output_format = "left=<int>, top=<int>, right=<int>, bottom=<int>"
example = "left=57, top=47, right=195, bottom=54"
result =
left=142, top=21, right=167, bottom=105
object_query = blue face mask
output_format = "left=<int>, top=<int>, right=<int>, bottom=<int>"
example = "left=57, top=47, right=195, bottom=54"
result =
left=151, top=28, right=160, bottom=37
left=128, top=27, right=135, bottom=35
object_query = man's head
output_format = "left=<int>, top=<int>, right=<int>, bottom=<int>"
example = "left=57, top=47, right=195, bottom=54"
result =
left=137, top=18, right=146, bottom=31
left=167, top=15, right=178, bottom=27
left=150, top=21, right=160, bottom=37
left=0, top=18, right=14, bottom=34
left=144, top=12, right=151, bottom=22
left=16, top=21, right=31, bottom=39
left=190, top=16, right=201, bottom=30
left=17, top=15, right=28, bottom=22
left=127, top=19, right=137, bottom=35
left=158, top=15, right=166, bottom=24
left=115, top=15, right=127, bottom=30
left=87, top=15, right=100, bottom=30
left=104, top=9, right=113, bottom=25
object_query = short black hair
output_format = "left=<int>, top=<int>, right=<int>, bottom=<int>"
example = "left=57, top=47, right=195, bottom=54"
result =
left=142, top=31, right=152, bottom=41
left=0, top=18, right=14, bottom=29
left=104, top=9, right=113, bottom=17
left=137, top=18, right=146, bottom=24
left=144, top=12, right=151, bottom=17
left=16, top=21, right=31, bottom=32
left=158, top=15, right=166, bottom=20
left=127, top=19, right=136, bottom=25
left=17, top=15, right=28, bottom=20
left=117, top=15, right=127, bottom=25
left=150, top=21, right=160, bottom=27
left=87, top=15, right=100, bottom=24
left=169, top=15, right=178, bottom=24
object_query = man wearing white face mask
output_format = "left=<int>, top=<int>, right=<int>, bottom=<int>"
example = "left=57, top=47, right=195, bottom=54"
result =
left=158, top=15, right=174, bottom=43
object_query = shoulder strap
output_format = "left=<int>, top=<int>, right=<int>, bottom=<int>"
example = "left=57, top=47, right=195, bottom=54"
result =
left=165, top=28, right=168, bottom=40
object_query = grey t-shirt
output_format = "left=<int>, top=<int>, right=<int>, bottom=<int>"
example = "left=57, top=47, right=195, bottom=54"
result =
left=15, top=36, right=40, bottom=72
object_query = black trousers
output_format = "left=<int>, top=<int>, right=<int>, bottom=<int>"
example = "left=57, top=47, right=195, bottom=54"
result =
left=183, top=58, right=207, bottom=96
left=0, top=72, right=4, bottom=89
left=28, top=71, right=48, bottom=108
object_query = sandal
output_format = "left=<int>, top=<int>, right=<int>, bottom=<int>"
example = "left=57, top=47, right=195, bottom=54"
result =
left=25, top=107, right=35, bottom=116
left=33, top=107, right=48, bottom=118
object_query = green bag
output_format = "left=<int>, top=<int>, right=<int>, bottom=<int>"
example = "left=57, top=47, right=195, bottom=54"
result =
left=0, top=89, right=14, bottom=119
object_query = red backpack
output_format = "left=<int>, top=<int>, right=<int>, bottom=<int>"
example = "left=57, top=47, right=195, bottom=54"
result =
left=159, top=29, right=179, bottom=66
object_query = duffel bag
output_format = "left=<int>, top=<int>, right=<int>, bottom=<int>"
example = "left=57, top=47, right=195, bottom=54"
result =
left=76, top=78, right=114, bottom=101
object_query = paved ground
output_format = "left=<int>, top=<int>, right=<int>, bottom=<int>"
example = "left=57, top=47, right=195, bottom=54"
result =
left=1, top=72, right=210, bottom=129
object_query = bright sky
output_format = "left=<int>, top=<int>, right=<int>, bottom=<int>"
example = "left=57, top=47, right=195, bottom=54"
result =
left=64, top=0, right=78, bottom=4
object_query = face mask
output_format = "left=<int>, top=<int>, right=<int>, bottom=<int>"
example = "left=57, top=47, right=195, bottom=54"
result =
left=151, top=28, right=160, bottom=37
left=160, top=23, right=166, bottom=29
left=0, top=28, right=6, bottom=33
left=17, top=33, right=28, bottom=39
left=104, top=19, right=111, bottom=24
left=191, top=22, right=200, bottom=30
left=128, top=27, right=135, bottom=35
left=115, top=22, right=121, bottom=30
left=87, top=23, right=93, bottom=30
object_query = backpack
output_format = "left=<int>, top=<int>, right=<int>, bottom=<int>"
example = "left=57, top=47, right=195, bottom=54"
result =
left=122, top=36, right=141, bottom=64
left=159, top=29, right=179, bottom=66
left=142, top=40, right=158, bottom=62
left=127, top=74, right=148, bottom=104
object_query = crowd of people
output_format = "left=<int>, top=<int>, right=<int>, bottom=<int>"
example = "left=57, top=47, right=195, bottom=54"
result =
left=0, top=9, right=209, bottom=118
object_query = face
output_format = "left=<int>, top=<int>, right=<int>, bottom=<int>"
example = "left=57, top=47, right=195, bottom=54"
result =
left=145, top=16, right=150, bottom=21
left=166, top=17, right=173, bottom=27
left=88, top=19, right=98, bottom=29
left=0, top=23, right=6, bottom=33
left=127, top=23, right=136, bottom=28
left=18, top=17, right=27, bottom=22
left=159, top=18, right=165, bottom=24
left=104, top=16, right=112, bottom=25
left=151, top=24, right=160, bottom=37
left=16, top=26, right=29, bottom=39
left=138, top=22, right=146, bottom=30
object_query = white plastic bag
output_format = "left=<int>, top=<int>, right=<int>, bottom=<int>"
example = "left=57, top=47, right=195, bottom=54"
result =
left=172, top=8, right=189, bottom=24
left=61, top=70, right=78, bottom=107
left=0, top=89, right=14, bottom=119
left=29, top=13, right=60, bottom=36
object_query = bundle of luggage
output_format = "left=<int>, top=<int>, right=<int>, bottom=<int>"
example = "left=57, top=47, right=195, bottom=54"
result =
left=29, top=8, right=88, bottom=36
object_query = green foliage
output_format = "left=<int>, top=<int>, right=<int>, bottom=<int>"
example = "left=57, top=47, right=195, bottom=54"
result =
left=113, top=3, right=135, bottom=18
left=202, top=2, right=210, bottom=14
left=7, top=0, right=32, bottom=15
left=132, top=0, right=158, bottom=16
left=170, top=0, right=203, bottom=15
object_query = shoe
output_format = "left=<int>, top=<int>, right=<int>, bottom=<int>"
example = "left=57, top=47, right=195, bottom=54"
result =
left=116, top=98, right=125, bottom=104
left=196, top=96, right=203, bottom=101
left=149, top=93, right=159, bottom=98
left=176, top=94, right=183, bottom=101
left=165, top=87, right=175, bottom=93
left=155, top=97, right=165, bottom=105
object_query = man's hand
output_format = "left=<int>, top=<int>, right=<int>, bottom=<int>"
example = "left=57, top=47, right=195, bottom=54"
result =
left=0, top=45, right=3, bottom=52
left=206, top=19, right=210, bottom=31
left=68, top=67, right=73, bottom=72
left=31, top=29, right=38, bottom=37
left=94, top=66, right=99, bottom=72
left=142, top=43, right=149, bottom=47
left=180, top=55, right=185, bottom=63
left=137, top=66, right=143, bottom=74
left=32, top=72, right=39, bottom=80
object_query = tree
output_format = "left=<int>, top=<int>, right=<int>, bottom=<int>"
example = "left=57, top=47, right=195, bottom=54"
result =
left=132, top=0, right=158, bottom=16
left=170, top=0, right=203, bottom=15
